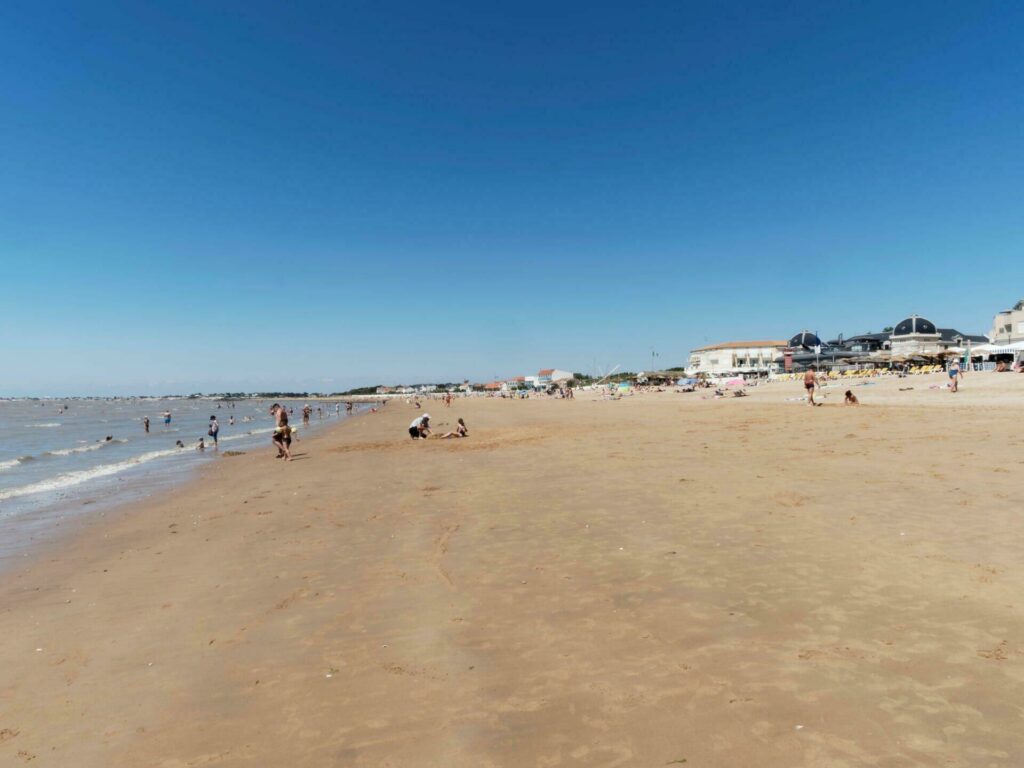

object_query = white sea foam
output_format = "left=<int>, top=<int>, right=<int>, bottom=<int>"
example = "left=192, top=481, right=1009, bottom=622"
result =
left=217, top=428, right=274, bottom=443
left=0, top=448, right=186, bottom=502
left=44, top=439, right=126, bottom=457
left=28, top=423, right=61, bottom=428
left=0, top=459, right=21, bottom=471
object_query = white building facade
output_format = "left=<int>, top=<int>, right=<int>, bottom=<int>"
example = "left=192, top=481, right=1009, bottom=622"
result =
left=527, top=369, right=573, bottom=388
left=687, top=341, right=787, bottom=376
left=989, top=300, right=1024, bottom=344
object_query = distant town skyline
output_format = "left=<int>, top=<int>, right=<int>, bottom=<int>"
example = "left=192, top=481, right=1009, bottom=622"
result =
left=3, top=2, right=1022, bottom=397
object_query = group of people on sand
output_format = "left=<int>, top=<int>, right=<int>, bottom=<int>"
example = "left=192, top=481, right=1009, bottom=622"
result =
left=804, top=367, right=861, bottom=406
left=408, top=413, right=468, bottom=440
left=801, top=360, right=969, bottom=405
left=262, top=398, right=470, bottom=462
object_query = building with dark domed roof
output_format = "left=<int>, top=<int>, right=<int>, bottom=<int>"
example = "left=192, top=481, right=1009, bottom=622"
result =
left=892, top=315, right=937, bottom=337
left=890, top=314, right=986, bottom=356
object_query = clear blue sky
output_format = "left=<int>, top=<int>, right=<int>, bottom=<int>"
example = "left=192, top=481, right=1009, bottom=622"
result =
left=2, top=1, right=1022, bottom=395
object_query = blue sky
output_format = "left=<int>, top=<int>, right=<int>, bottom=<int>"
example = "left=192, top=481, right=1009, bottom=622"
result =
left=2, top=1, right=1022, bottom=395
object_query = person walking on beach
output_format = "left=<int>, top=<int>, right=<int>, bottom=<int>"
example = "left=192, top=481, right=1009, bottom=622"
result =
left=948, top=360, right=962, bottom=392
left=143, top=416, right=150, bottom=433
left=208, top=415, right=220, bottom=447
left=270, top=404, right=293, bottom=460
left=302, top=404, right=312, bottom=425
left=804, top=367, right=820, bottom=406
left=163, top=410, right=172, bottom=426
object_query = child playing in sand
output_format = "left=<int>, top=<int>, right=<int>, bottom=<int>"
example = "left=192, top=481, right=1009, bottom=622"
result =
left=844, top=390, right=859, bottom=405
left=438, top=418, right=468, bottom=439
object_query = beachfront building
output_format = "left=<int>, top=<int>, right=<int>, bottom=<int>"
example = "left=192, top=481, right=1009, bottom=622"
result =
left=522, top=369, right=573, bottom=388
left=536, top=369, right=572, bottom=385
left=687, top=340, right=787, bottom=376
left=635, top=371, right=683, bottom=385
left=989, top=299, right=1024, bottom=344
left=888, top=315, right=941, bottom=356
left=889, top=315, right=987, bottom=356
left=829, top=333, right=891, bottom=353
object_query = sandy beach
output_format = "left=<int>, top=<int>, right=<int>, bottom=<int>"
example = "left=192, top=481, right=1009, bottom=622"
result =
left=2, top=373, right=1023, bottom=767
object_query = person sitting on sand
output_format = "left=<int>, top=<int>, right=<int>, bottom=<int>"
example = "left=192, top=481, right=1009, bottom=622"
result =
left=438, top=418, right=468, bottom=439
left=409, top=413, right=431, bottom=439
left=844, top=389, right=859, bottom=405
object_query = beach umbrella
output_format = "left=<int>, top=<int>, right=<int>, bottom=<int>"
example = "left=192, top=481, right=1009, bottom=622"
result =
left=725, top=377, right=745, bottom=387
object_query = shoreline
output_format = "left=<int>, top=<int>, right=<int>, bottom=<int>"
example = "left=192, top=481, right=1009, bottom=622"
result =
left=0, top=406, right=372, bottom=576
left=2, top=380, right=1023, bottom=765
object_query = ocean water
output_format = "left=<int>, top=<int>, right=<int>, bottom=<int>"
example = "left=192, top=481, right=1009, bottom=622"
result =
left=0, top=398, right=361, bottom=563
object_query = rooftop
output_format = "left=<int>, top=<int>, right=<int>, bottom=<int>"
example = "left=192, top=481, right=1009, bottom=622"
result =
left=938, top=328, right=988, bottom=344
left=692, top=340, right=788, bottom=352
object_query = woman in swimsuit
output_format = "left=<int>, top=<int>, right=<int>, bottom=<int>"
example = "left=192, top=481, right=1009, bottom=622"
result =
left=438, top=418, right=468, bottom=439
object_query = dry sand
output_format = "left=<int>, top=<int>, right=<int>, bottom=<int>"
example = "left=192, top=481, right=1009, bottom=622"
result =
left=2, top=372, right=1023, bottom=767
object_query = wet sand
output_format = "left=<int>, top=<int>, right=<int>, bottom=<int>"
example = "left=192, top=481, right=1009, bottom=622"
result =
left=2, top=373, right=1023, bottom=766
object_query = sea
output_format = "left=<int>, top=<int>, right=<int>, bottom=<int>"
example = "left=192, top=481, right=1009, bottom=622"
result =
left=0, top=397, right=363, bottom=566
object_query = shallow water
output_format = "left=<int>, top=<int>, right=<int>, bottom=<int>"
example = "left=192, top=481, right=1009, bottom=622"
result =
left=0, top=397, right=362, bottom=563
